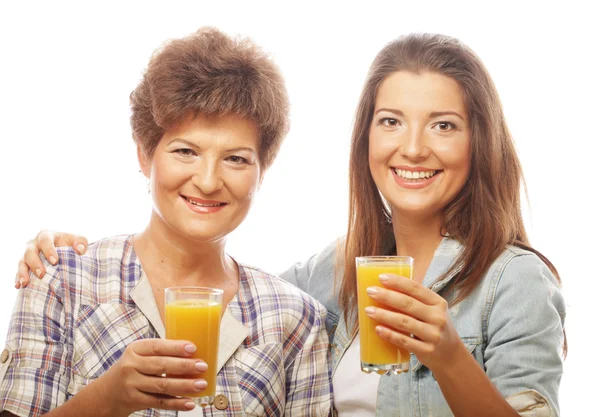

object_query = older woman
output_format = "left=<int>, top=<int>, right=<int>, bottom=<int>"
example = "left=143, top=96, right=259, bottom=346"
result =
left=0, top=28, right=331, bottom=417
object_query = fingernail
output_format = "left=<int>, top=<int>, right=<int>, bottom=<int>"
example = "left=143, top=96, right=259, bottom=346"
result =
left=375, top=325, right=385, bottom=335
left=195, top=361, right=208, bottom=372
left=379, top=274, right=390, bottom=282
left=194, top=379, right=207, bottom=390
left=184, top=344, right=196, bottom=353
left=184, top=401, right=196, bottom=409
left=49, top=256, right=57, bottom=265
left=366, top=287, right=378, bottom=296
left=35, top=269, right=42, bottom=278
left=365, top=307, right=376, bottom=315
left=77, top=244, right=85, bottom=254
left=19, top=277, right=25, bottom=285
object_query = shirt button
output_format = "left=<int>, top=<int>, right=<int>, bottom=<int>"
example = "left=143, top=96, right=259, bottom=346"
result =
left=1, top=349, right=9, bottom=364
left=213, top=394, right=229, bottom=410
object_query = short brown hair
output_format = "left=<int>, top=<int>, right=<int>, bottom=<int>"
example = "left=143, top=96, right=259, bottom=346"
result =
left=130, top=27, right=289, bottom=169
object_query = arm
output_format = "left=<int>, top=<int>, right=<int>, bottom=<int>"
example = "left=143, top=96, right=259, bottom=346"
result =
left=284, top=300, right=332, bottom=416
left=369, top=275, right=520, bottom=417
left=1, top=262, right=72, bottom=415
left=368, top=253, right=564, bottom=417
left=483, top=254, right=564, bottom=416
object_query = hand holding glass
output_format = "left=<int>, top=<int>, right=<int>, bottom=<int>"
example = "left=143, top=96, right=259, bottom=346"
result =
left=356, top=256, right=413, bottom=374
left=165, top=287, right=223, bottom=406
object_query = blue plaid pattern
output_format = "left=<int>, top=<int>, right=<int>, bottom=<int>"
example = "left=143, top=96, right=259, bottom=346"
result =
left=0, top=235, right=332, bottom=416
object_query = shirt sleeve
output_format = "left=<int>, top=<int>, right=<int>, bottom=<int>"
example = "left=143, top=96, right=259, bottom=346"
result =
left=0, top=262, right=70, bottom=417
left=284, top=298, right=333, bottom=416
left=484, top=253, right=565, bottom=417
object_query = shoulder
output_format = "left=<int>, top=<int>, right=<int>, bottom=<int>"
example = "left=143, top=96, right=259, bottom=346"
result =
left=495, top=246, right=560, bottom=290
left=486, top=245, right=564, bottom=316
left=38, top=234, right=135, bottom=298
left=240, top=263, right=327, bottom=318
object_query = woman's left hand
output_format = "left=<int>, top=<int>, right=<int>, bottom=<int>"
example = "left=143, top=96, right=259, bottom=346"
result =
left=365, top=273, right=464, bottom=373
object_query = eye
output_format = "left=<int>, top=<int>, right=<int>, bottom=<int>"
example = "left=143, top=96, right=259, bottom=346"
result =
left=379, top=117, right=400, bottom=127
left=174, top=148, right=196, bottom=157
left=434, top=121, right=456, bottom=132
left=226, top=155, right=248, bottom=164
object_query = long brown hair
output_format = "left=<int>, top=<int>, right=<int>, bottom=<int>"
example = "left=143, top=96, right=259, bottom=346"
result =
left=341, top=33, right=562, bottom=346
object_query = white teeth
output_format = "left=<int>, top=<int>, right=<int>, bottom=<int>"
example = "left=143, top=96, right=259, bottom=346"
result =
left=393, top=169, right=437, bottom=179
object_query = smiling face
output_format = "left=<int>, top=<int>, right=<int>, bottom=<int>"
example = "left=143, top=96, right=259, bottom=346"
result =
left=368, top=71, right=471, bottom=221
left=138, top=113, right=261, bottom=244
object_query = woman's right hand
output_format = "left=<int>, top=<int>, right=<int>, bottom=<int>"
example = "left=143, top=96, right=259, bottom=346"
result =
left=91, top=338, right=208, bottom=416
left=15, top=230, right=88, bottom=288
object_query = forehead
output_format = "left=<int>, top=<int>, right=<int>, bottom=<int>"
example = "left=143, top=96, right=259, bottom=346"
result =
left=375, top=71, right=466, bottom=114
left=162, top=113, right=260, bottom=148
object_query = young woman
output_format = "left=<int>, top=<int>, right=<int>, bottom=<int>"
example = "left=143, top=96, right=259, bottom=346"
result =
left=0, top=28, right=331, bottom=417
left=10, top=33, right=565, bottom=417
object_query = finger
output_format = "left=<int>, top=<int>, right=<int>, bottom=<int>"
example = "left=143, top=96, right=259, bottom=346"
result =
left=23, top=244, right=46, bottom=279
left=56, top=233, right=88, bottom=255
left=131, top=339, right=197, bottom=358
left=35, top=230, right=59, bottom=265
left=136, top=392, right=197, bottom=412
left=375, top=325, right=433, bottom=355
left=15, top=272, right=21, bottom=289
left=139, top=375, right=208, bottom=397
left=366, top=286, right=430, bottom=322
left=366, top=306, right=440, bottom=343
left=379, top=274, right=443, bottom=306
left=17, top=260, right=32, bottom=287
left=140, top=357, right=208, bottom=377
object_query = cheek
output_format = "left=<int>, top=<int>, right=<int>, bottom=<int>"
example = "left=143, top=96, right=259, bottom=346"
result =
left=228, top=169, right=261, bottom=202
left=368, top=133, right=397, bottom=188
left=151, top=156, right=182, bottom=189
left=436, top=138, right=470, bottom=172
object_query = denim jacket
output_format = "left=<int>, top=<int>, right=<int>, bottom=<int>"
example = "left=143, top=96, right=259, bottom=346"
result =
left=280, top=237, right=565, bottom=417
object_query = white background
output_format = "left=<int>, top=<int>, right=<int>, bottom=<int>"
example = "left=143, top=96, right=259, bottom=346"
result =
left=0, top=1, right=597, bottom=414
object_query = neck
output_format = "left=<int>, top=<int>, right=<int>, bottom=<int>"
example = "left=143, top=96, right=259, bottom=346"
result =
left=134, top=212, right=237, bottom=289
left=391, top=210, right=445, bottom=282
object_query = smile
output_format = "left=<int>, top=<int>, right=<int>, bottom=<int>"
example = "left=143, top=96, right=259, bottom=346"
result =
left=391, top=168, right=442, bottom=189
left=393, top=168, right=439, bottom=180
left=181, top=195, right=227, bottom=214
left=183, top=196, right=224, bottom=207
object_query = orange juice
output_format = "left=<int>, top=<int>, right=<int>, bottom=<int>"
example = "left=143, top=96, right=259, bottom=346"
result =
left=165, top=299, right=222, bottom=398
left=356, top=259, right=412, bottom=372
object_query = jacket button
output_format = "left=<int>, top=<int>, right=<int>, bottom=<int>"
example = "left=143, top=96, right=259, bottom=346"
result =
left=1, top=349, right=8, bottom=364
left=213, top=394, right=229, bottom=410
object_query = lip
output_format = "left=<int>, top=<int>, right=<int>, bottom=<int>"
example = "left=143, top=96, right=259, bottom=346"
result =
left=392, top=165, right=438, bottom=172
left=181, top=195, right=227, bottom=214
left=391, top=167, right=441, bottom=189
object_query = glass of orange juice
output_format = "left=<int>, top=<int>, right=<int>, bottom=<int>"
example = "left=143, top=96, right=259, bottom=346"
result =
left=356, top=256, right=413, bottom=374
left=165, top=287, right=223, bottom=406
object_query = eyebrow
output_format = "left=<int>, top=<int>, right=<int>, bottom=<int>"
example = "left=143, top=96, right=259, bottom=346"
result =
left=169, top=138, right=257, bottom=154
left=374, top=108, right=465, bottom=121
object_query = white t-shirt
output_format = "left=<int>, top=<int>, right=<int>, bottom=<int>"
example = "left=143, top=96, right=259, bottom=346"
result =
left=332, top=335, right=380, bottom=416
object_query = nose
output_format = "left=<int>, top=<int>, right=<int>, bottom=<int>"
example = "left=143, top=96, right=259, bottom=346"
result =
left=191, top=158, right=224, bottom=195
left=400, top=126, right=431, bottom=160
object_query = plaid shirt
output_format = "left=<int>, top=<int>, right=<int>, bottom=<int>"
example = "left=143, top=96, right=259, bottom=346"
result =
left=0, top=235, right=332, bottom=417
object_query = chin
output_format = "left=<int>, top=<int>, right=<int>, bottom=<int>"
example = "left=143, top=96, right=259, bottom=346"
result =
left=391, top=202, right=440, bottom=218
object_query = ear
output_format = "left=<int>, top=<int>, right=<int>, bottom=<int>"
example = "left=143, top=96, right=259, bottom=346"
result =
left=137, top=145, right=151, bottom=178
